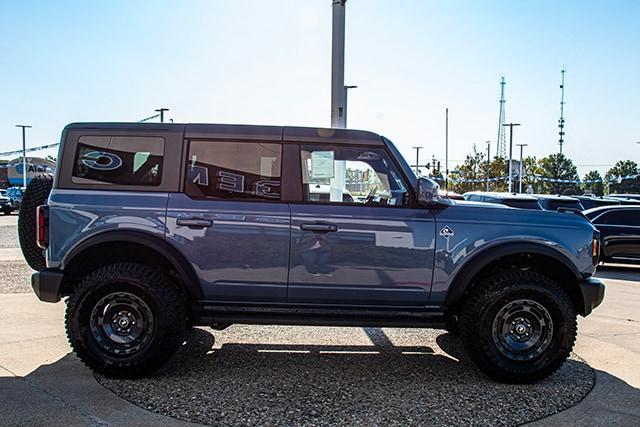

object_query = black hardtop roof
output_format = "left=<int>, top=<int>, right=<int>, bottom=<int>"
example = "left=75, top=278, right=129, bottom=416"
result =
left=63, top=122, right=384, bottom=146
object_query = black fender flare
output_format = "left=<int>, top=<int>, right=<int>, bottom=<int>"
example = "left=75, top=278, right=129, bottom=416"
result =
left=62, top=230, right=203, bottom=300
left=444, top=241, right=582, bottom=308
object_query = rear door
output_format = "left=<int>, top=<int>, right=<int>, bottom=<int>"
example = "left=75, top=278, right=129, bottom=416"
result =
left=594, top=209, right=640, bottom=262
left=287, top=143, right=435, bottom=308
left=166, top=138, right=291, bottom=304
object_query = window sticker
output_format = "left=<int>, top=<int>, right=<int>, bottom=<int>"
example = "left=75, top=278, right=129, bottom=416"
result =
left=311, top=151, right=335, bottom=179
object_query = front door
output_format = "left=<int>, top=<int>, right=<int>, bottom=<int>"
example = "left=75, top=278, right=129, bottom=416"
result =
left=288, top=144, right=435, bottom=308
left=166, top=139, right=290, bottom=303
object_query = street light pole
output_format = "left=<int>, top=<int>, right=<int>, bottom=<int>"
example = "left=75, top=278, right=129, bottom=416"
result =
left=485, top=140, right=491, bottom=191
left=503, top=123, right=521, bottom=192
left=412, top=146, right=423, bottom=177
left=331, top=0, right=347, bottom=128
left=516, top=143, right=528, bottom=193
left=445, top=108, right=449, bottom=191
left=15, top=124, right=32, bottom=189
left=154, top=108, right=169, bottom=123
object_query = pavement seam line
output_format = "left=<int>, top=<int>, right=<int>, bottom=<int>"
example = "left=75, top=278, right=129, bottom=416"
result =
left=13, top=373, right=112, bottom=426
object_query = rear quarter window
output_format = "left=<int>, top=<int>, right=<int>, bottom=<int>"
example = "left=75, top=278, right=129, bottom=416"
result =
left=72, top=136, right=165, bottom=186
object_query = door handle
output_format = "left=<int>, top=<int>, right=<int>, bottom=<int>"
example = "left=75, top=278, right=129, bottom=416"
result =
left=300, top=222, right=338, bottom=233
left=176, top=218, right=213, bottom=229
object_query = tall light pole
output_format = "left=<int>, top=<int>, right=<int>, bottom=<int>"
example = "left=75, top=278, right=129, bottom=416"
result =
left=445, top=108, right=449, bottom=191
left=154, top=108, right=169, bottom=123
left=331, top=0, right=347, bottom=128
left=485, top=140, right=491, bottom=191
left=503, top=123, right=521, bottom=192
left=15, top=125, right=32, bottom=188
left=516, top=143, right=528, bottom=193
left=412, top=146, right=423, bottom=177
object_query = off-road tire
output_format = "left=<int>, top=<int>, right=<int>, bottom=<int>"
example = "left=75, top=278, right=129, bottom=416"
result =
left=460, top=270, right=577, bottom=383
left=444, top=315, right=460, bottom=336
left=66, top=263, right=187, bottom=378
left=18, top=173, right=53, bottom=270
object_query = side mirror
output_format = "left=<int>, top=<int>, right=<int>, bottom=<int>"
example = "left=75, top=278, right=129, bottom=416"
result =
left=417, top=177, right=450, bottom=206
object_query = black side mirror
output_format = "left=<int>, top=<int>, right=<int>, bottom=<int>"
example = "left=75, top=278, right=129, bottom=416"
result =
left=417, top=177, right=450, bottom=206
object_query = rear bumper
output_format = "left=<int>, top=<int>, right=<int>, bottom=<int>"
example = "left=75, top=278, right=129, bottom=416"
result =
left=31, top=269, right=64, bottom=303
left=578, top=277, right=605, bottom=316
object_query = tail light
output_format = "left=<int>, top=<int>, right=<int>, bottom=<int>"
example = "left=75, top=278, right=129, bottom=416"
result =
left=36, top=205, right=49, bottom=249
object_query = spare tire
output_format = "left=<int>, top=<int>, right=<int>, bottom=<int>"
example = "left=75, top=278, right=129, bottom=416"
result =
left=18, top=174, right=53, bottom=271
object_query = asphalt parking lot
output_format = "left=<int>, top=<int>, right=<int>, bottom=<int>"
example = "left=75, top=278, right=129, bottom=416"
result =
left=0, top=213, right=638, bottom=426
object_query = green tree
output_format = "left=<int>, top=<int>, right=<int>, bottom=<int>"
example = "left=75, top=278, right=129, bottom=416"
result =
left=582, top=170, right=604, bottom=196
left=605, top=160, right=640, bottom=194
left=450, top=145, right=486, bottom=193
left=538, top=153, right=579, bottom=195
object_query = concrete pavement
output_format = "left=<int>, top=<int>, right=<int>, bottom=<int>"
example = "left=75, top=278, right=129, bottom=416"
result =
left=0, top=216, right=638, bottom=426
left=530, top=266, right=640, bottom=426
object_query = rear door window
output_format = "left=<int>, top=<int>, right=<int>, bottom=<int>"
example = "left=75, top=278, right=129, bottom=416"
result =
left=72, top=136, right=164, bottom=186
left=185, top=141, right=282, bottom=200
left=596, top=210, right=640, bottom=226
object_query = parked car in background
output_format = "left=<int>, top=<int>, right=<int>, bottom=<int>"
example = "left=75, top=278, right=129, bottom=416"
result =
left=584, top=205, right=640, bottom=264
left=608, top=194, right=640, bottom=202
left=0, top=190, right=11, bottom=215
left=463, top=191, right=542, bottom=210
left=575, top=195, right=623, bottom=210
left=5, top=186, right=23, bottom=211
left=439, top=190, right=465, bottom=200
left=533, top=194, right=584, bottom=211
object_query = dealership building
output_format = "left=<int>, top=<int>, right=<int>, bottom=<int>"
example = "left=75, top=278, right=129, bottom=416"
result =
left=0, top=157, right=56, bottom=188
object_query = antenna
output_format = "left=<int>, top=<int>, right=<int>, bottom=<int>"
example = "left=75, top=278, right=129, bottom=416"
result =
left=558, top=67, right=566, bottom=154
left=496, top=76, right=507, bottom=158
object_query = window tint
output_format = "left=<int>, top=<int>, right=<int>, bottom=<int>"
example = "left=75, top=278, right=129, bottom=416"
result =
left=503, top=199, right=542, bottom=210
left=72, top=136, right=164, bottom=186
left=300, top=146, right=408, bottom=206
left=596, top=210, right=640, bottom=226
left=547, top=200, right=584, bottom=211
left=185, top=141, right=282, bottom=200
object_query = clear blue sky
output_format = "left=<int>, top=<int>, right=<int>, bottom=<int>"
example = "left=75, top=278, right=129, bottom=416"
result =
left=1, top=0, right=638, bottom=176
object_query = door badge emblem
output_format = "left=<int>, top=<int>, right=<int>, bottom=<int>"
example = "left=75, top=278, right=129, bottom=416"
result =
left=439, top=226, right=454, bottom=238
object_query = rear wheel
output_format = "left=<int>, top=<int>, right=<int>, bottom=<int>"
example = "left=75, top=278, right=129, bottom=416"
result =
left=460, top=270, right=576, bottom=383
left=2, top=207, right=11, bottom=215
left=66, top=263, right=187, bottom=378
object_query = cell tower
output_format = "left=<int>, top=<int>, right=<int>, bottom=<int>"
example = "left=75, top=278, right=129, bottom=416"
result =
left=558, top=67, right=566, bottom=154
left=496, top=76, right=507, bottom=158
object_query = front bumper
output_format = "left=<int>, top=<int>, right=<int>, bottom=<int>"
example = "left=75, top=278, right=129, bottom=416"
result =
left=31, top=269, right=64, bottom=303
left=578, top=277, right=605, bottom=316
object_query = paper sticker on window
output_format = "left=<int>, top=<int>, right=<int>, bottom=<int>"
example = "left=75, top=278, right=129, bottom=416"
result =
left=311, top=151, right=335, bottom=179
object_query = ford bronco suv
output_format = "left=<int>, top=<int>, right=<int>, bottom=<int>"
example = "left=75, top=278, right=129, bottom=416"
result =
left=21, top=123, right=605, bottom=383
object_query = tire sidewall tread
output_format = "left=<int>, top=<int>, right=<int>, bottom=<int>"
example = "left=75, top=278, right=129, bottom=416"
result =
left=65, top=262, right=187, bottom=378
left=460, top=269, right=577, bottom=383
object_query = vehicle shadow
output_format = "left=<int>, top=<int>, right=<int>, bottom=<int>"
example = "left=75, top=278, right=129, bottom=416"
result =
left=90, top=327, right=598, bottom=426
left=2, top=330, right=638, bottom=426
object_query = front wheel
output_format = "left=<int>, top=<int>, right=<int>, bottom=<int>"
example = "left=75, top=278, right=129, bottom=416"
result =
left=460, top=270, right=577, bottom=383
left=66, top=263, right=187, bottom=378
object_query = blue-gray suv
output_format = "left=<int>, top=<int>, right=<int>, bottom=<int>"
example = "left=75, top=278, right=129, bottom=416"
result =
left=22, top=123, right=605, bottom=383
